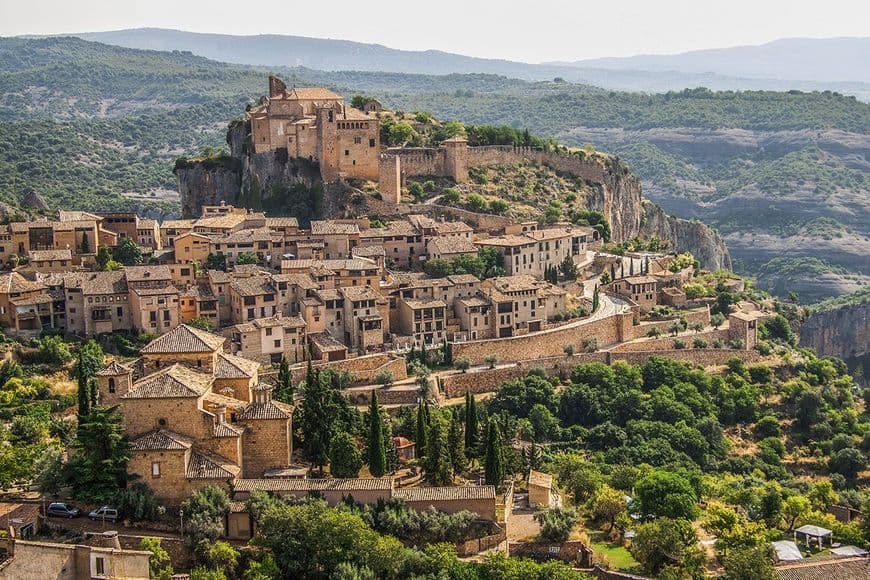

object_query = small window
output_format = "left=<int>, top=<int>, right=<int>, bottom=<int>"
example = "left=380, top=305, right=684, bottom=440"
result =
left=344, top=149, right=350, bottom=156
left=108, top=378, right=116, bottom=394
left=151, top=462, right=161, bottom=478
left=95, top=557, right=106, bottom=576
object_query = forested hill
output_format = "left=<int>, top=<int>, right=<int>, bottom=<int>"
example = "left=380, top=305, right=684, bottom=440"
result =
left=1, top=36, right=868, bottom=301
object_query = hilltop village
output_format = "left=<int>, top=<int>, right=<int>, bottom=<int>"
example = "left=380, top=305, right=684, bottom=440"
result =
left=0, top=79, right=864, bottom=580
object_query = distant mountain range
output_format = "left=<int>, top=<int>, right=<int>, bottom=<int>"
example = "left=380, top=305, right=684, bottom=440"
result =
left=69, top=29, right=870, bottom=98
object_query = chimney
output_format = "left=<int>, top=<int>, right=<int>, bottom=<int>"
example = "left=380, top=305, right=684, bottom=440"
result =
left=253, top=383, right=274, bottom=404
left=213, top=404, right=227, bottom=425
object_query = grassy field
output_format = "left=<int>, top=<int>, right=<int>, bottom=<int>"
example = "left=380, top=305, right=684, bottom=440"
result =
left=586, top=527, right=640, bottom=571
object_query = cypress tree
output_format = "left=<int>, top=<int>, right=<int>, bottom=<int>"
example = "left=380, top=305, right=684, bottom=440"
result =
left=77, top=372, right=90, bottom=417
left=367, top=391, right=387, bottom=477
left=275, top=357, right=293, bottom=403
left=629, top=259, right=635, bottom=276
left=408, top=344, right=417, bottom=364
left=420, top=342, right=428, bottom=366
left=442, top=339, right=453, bottom=366
left=447, top=408, right=466, bottom=474
left=89, top=377, right=98, bottom=407
left=425, top=413, right=452, bottom=486
left=80, top=230, right=90, bottom=254
left=416, top=403, right=428, bottom=458
left=610, top=263, right=616, bottom=282
left=464, top=391, right=479, bottom=459
left=484, top=421, right=505, bottom=486
left=592, top=285, right=600, bottom=312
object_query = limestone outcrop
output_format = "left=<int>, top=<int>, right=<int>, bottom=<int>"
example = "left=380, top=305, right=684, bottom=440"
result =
left=800, top=302, right=869, bottom=362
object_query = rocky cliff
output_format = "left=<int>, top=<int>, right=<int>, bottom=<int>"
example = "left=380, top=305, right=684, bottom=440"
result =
left=640, top=201, right=732, bottom=270
left=799, top=302, right=869, bottom=362
left=176, top=119, right=323, bottom=218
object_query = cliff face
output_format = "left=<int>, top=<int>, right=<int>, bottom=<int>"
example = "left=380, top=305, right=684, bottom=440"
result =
left=640, top=201, right=732, bottom=270
left=584, top=158, right=730, bottom=270
left=177, top=119, right=323, bottom=218
left=799, top=303, right=869, bottom=361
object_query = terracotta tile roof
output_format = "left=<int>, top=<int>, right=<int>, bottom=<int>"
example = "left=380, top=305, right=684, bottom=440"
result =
left=475, top=234, right=535, bottom=247
left=525, top=227, right=576, bottom=241
left=393, top=485, right=496, bottom=502
left=27, top=249, right=72, bottom=262
left=216, top=352, right=260, bottom=379
left=407, top=215, right=437, bottom=230
left=65, top=271, right=127, bottom=295
left=229, top=501, right=248, bottom=513
left=434, top=221, right=473, bottom=235
left=360, top=220, right=417, bottom=238
left=213, top=421, right=245, bottom=438
left=622, top=275, right=658, bottom=285
left=321, top=258, right=377, bottom=272
left=0, top=272, right=46, bottom=294
left=124, top=364, right=213, bottom=398
left=125, top=265, right=172, bottom=283
left=340, top=286, right=380, bottom=302
left=131, top=284, right=179, bottom=297
left=234, top=477, right=393, bottom=493
left=352, top=245, right=386, bottom=258
left=58, top=210, right=102, bottom=222
left=285, top=87, right=343, bottom=101
left=272, top=273, right=319, bottom=289
left=403, top=298, right=447, bottom=309
left=266, top=217, right=300, bottom=228
left=203, top=391, right=247, bottom=411
left=310, top=221, right=360, bottom=236
left=308, top=332, right=347, bottom=352
left=183, top=284, right=215, bottom=300
left=194, top=213, right=247, bottom=230
left=230, top=276, right=277, bottom=298
left=187, top=450, right=240, bottom=479
left=775, top=557, right=869, bottom=580
left=487, top=275, right=545, bottom=294
left=96, top=360, right=131, bottom=376
left=9, top=292, right=53, bottom=306
left=447, top=274, right=480, bottom=284
left=238, top=398, right=294, bottom=420
left=427, top=236, right=477, bottom=256
left=140, top=324, right=226, bottom=354
left=528, top=470, right=553, bottom=488
left=0, top=502, right=40, bottom=524
left=131, top=429, right=193, bottom=451
left=160, top=219, right=195, bottom=229
left=342, top=107, right=374, bottom=120
left=208, top=270, right=233, bottom=284
left=215, top=227, right=279, bottom=245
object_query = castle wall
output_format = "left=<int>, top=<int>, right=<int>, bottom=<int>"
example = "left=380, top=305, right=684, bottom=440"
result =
left=336, top=120, right=379, bottom=180
left=241, top=418, right=291, bottom=478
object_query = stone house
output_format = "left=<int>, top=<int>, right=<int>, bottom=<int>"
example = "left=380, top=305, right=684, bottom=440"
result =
left=96, top=325, right=295, bottom=504
left=23, top=249, right=73, bottom=273
left=426, top=236, right=478, bottom=261
left=62, top=271, right=131, bottom=336
left=225, top=314, right=308, bottom=364
left=126, top=266, right=179, bottom=335
left=159, top=219, right=194, bottom=248
left=479, top=275, right=567, bottom=338
left=475, top=226, right=594, bottom=279
left=395, top=298, right=448, bottom=346
left=0, top=535, right=151, bottom=580
left=339, top=286, right=387, bottom=352
left=359, top=220, right=425, bottom=269
left=0, top=272, right=57, bottom=333
left=307, top=221, right=361, bottom=259
left=610, top=275, right=658, bottom=313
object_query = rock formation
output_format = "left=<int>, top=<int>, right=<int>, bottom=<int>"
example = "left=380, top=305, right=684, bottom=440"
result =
left=800, top=302, right=869, bottom=362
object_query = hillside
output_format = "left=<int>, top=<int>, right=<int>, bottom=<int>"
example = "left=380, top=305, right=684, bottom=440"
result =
left=0, top=36, right=868, bottom=300
left=553, top=37, right=870, bottom=83
left=71, top=28, right=870, bottom=99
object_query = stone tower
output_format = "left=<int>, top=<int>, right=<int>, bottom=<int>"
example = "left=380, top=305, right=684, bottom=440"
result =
left=443, top=137, right=469, bottom=183
left=95, top=360, right=133, bottom=406
left=316, top=104, right=340, bottom=182
left=378, top=155, right=402, bottom=204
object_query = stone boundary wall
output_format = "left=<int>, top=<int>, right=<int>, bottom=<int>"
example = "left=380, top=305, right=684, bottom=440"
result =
left=451, top=313, right=631, bottom=365
left=289, top=354, right=407, bottom=384
left=611, top=329, right=728, bottom=352
left=441, top=348, right=759, bottom=398
left=508, top=540, right=594, bottom=566
left=629, top=308, right=711, bottom=340
left=386, top=147, right=447, bottom=176
left=455, top=527, right=507, bottom=556
left=343, top=385, right=419, bottom=406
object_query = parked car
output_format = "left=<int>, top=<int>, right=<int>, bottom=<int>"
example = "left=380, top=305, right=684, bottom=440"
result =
left=88, top=506, right=120, bottom=522
left=47, top=502, right=80, bottom=518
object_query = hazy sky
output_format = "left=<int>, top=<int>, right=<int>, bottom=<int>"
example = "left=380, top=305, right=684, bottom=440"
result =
left=1, top=0, right=867, bottom=62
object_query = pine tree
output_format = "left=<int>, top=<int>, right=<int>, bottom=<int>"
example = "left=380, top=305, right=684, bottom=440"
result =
left=464, top=391, right=480, bottom=459
left=484, top=421, right=505, bottom=486
left=416, top=402, right=429, bottom=459
left=367, top=391, right=387, bottom=477
left=425, top=413, right=452, bottom=485
left=447, top=409, right=466, bottom=474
